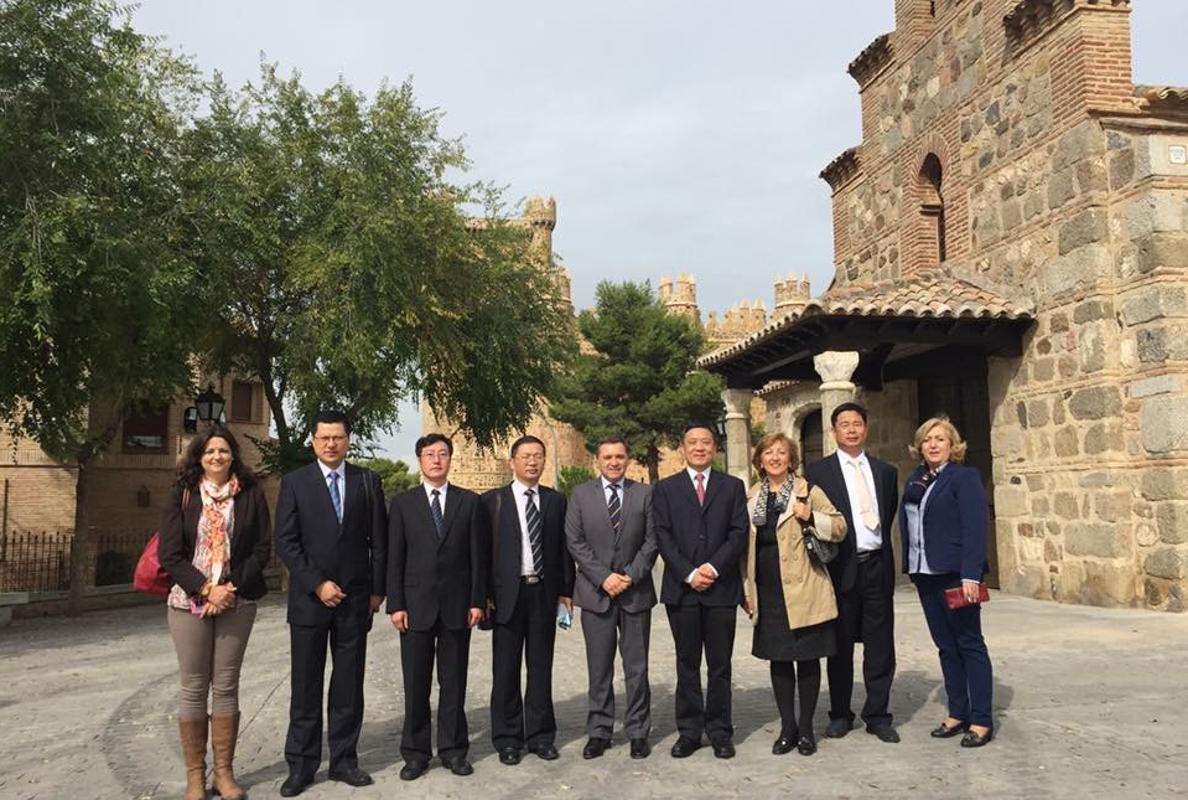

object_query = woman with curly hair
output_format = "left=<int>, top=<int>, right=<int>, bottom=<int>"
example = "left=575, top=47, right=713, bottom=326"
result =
left=159, top=426, right=271, bottom=799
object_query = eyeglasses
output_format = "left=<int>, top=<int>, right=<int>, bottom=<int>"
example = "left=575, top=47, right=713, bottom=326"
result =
left=515, top=454, right=545, bottom=463
left=313, top=435, right=347, bottom=444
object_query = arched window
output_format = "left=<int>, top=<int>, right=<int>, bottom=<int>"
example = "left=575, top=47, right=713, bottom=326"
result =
left=918, top=153, right=946, bottom=266
left=800, top=410, right=823, bottom=469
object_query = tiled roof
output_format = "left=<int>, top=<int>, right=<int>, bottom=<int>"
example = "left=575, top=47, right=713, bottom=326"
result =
left=699, top=270, right=1034, bottom=367
left=1135, top=85, right=1188, bottom=118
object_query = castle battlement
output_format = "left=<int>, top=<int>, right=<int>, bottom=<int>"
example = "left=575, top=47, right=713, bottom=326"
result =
left=774, top=272, right=812, bottom=316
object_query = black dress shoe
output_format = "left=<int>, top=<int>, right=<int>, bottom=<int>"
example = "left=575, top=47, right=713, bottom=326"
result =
left=582, top=737, right=611, bottom=759
left=771, top=735, right=797, bottom=755
left=441, top=756, right=474, bottom=776
left=670, top=736, right=701, bottom=758
left=629, top=738, right=651, bottom=759
left=930, top=721, right=970, bottom=738
left=797, top=735, right=817, bottom=756
left=498, top=746, right=523, bottom=765
left=527, top=742, right=559, bottom=760
left=399, top=761, right=430, bottom=781
left=711, top=740, right=735, bottom=759
left=824, top=718, right=853, bottom=738
left=866, top=724, right=901, bottom=743
left=960, top=728, right=994, bottom=748
left=328, top=766, right=373, bottom=786
left=279, top=773, right=311, bottom=797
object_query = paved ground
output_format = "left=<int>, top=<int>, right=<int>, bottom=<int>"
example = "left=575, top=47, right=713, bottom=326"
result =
left=1, top=586, right=1186, bottom=800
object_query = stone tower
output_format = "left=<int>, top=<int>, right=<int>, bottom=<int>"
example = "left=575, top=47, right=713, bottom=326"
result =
left=773, top=272, right=812, bottom=317
left=658, top=273, right=700, bottom=322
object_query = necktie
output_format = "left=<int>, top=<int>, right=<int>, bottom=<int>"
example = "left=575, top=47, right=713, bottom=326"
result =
left=695, top=473, right=706, bottom=506
left=431, top=489, right=444, bottom=538
left=328, top=471, right=343, bottom=523
left=607, top=483, right=622, bottom=535
left=849, top=460, right=880, bottom=530
left=525, top=488, right=544, bottom=575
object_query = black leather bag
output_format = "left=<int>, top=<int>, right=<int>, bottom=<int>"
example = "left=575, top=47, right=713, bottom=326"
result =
left=800, top=486, right=838, bottom=566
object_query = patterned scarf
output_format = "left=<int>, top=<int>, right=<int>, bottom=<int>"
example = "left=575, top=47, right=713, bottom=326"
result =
left=903, top=465, right=939, bottom=506
left=197, top=474, right=239, bottom=586
left=752, top=477, right=796, bottom=528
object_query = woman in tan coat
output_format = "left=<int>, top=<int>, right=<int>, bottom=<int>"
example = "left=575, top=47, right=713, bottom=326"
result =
left=743, top=433, right=847, bottom=757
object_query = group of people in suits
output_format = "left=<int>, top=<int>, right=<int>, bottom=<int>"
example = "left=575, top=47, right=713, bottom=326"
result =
left=160, top=404, right=995, bottom=798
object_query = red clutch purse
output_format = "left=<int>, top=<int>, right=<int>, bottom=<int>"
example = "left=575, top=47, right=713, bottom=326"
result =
left=944, top=582, right=990, bottom=610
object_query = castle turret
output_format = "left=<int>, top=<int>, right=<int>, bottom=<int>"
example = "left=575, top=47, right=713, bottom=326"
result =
left=774, top=272, right=812, bottom=317
left=658, top=272, right=700, bottom=322
left=523, top=196, right=557, bottom=265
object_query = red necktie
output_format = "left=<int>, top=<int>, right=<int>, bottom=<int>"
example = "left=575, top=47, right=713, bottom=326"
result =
left=695, top=473, right=706, bottom=506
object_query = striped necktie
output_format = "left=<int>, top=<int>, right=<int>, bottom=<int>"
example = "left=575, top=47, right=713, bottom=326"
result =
left=607, top=483, right=622, bottom=535
left=525, top=488, right=544, bottom=575
left=328, top=471, right=343, bottom=522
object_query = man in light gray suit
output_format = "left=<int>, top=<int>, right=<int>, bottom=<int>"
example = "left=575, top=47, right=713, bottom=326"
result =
left=565, top=435, right=659, bottom=760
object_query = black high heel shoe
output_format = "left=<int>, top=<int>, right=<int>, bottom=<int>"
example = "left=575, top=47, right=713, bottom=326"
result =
left=772, top=735, right=797, bottom=755
left=930, top=720, right=969, bottom=738
left=796, top=734, right=817, bottom=756
left=960, top=727, right=994, bottom=748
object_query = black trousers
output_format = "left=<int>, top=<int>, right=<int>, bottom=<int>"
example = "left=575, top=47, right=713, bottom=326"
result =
left=399, top=618, right=472, bottom=763
left=285, top=608, right=369, bottom=777
left=491, top=580, right=558, bottom=750
left=827, top=554, right=896, bottom=727
left=665, top=603, right=736, bottom=744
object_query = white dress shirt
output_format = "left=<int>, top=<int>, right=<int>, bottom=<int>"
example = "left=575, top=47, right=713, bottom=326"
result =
left=422, top=480, right=448, bottom=515
left=838, top=451, right=882, bottom=553
left=317, top=460, right=346, bottom=511
left=512, top=479, right=541, bottom=576
left=684, top=466, right=717, bottom=582
left=601, top=475, right=625, bottom=506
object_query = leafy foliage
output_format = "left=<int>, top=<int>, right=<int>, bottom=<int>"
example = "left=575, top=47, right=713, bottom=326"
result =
left=180, top=65, right=576, bottom=464
left=549, top=282, right=724, bottom=482
left=356, top=457, right=420, bottom=496
left=556, top=464, right=596, bottom=497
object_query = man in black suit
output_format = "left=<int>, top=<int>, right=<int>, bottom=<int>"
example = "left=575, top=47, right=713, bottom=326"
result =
left=387, top=433, right=488, bottom=781
left=805, top=402, right=901, bottom=743
left=481, top=435, right=575, bottom=765
left=652, top=423, right=748, bottom=759
left=275, top=410, right=387, bottom=797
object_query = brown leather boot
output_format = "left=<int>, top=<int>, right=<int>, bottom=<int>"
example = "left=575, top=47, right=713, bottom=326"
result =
left=210, top=712, right=246, bottom=800
left=178, top=717, right=208, bottom=800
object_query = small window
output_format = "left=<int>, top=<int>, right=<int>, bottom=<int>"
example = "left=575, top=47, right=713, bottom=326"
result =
left=919, top=153, right=947, bottom=266
left=123, top=404, right=169, bottom=453
left=230, top=380, right=256, bottom=423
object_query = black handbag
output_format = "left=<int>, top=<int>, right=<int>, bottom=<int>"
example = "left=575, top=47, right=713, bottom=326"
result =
left=799, top=486, right=838, bottom=566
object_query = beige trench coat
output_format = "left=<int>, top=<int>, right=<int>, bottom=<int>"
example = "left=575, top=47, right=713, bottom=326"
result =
left=742, top=476, right=847, bottom=631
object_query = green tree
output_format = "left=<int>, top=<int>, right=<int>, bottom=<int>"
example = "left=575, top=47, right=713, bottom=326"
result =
left=356, top=457, right=419, bottom=497
left=180, top=65, right=575, bottom=474
left=556, top=464, right=596, bottom=497
left=0, top=0, right=200, bottom=612
left=550, top=281, right=725, bottom=483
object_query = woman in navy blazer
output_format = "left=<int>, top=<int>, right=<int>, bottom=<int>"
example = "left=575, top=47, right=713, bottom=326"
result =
left=899, top=417, right=994, bottom=748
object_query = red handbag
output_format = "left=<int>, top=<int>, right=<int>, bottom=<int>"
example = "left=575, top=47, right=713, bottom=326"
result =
left=133, top=533, right=171, bottom=596
left=133, top=488, right=189, bottom=596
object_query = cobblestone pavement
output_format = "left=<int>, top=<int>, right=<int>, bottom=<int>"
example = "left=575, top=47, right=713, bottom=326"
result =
left=2, top=586, right=1186, bottom=800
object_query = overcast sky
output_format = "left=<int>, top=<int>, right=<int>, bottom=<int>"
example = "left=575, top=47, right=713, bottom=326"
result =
left=133, top=0, right=1184, bottom=463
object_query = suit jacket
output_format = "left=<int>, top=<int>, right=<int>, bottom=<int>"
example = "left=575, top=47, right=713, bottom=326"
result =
left=481, top=483, right=576, bottom=626
left=805, top=451, right=899, bottom=596
left=652, top=469, right=749, bottom=607
left=899, top=461, right=989, bottom=581
left=275, top=461, right=387, bottom=626
left=158, top=481, right=272, bottom=601
left=385, top=484, right=488, bottom=630
left=565, top=478, right=658, bottom=614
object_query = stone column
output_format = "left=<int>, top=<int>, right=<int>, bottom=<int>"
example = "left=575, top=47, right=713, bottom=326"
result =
left=813, top=351, right=860, bottom=457
left=722, top=388, right=754, bottom=486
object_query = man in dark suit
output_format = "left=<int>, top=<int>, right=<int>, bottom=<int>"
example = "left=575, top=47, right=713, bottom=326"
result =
left=275, top=410, right=387, bottom=797
left=481, top=435, right=575, bottom=765
left=805, top=402, right=901, bottom=743
left=387, top=433, right=488, bottom=781
left=652, top=423, right=748, bottom=759
left=565, top=435, right=659, bottom=760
